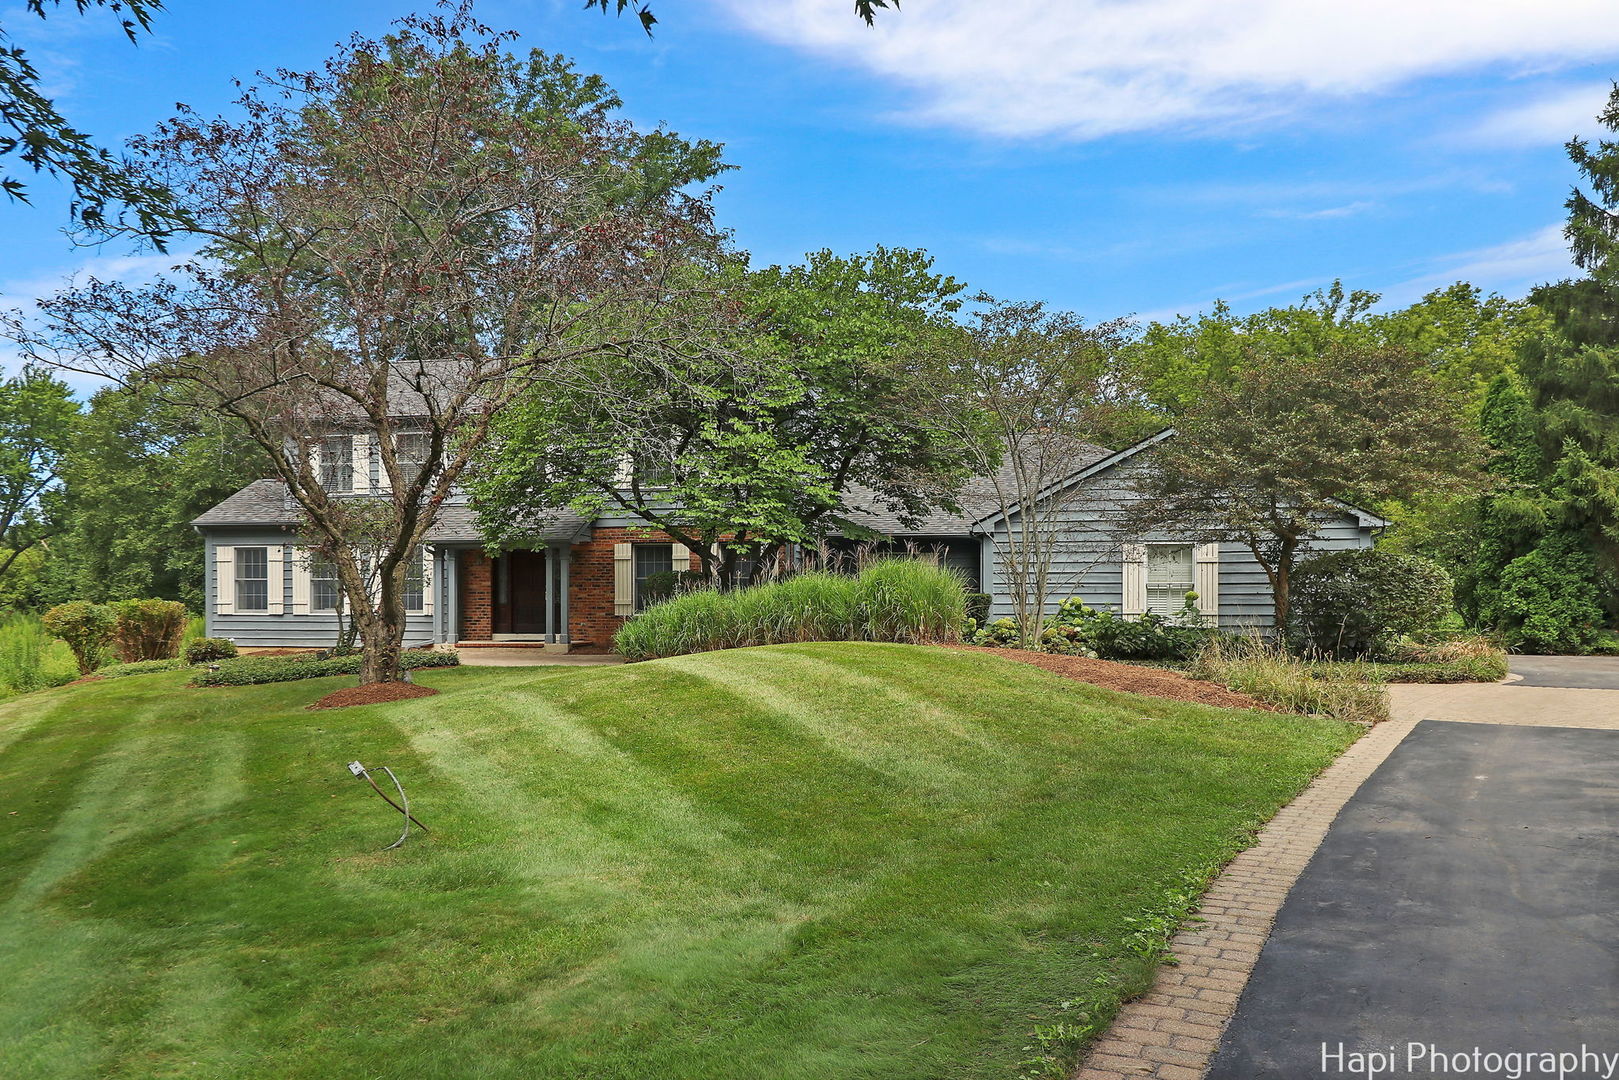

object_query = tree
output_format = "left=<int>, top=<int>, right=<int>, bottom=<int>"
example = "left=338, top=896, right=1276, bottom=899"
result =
left=0, top=366, right=78, bottom=587
left=47, top=382, right=270, bottom=610
left=1125, top=344, right=1480, bottom=634
left=471, top=247, right=978, bottom=585
left=926, top=296, right=1134, bottom=644
left=12, top=9, right=725, bottom=683
left=1565, top=81, right=1619, bottom=285
left=1, top=0, right=175, bottom=237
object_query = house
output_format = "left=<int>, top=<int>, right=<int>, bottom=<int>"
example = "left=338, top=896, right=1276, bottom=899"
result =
left=191, top=428, right=1383, bottom=650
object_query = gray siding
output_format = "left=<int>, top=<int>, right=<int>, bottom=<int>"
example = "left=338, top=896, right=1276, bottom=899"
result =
left=202, top=528, right=444, bottom=648
left=980, top=456, right=1376, bottom=628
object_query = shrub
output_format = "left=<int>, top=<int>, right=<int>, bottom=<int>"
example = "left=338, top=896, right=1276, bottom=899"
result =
left=638, top=568, right=705, bottom=606
left=184, top=637, right=240, bottom=663
left=41, top=601, right=116, bottom=675
left=1191, top=634, right=1388, bottom=723
left=190, top=648, right=459, bottom=687
left=1491, top=541, right=1606, bottom=654
left=1043, top=599, right=1207, bottom=661
left=964, top=592, right=992, bottom=627
left=109, top=598, right=189, bottom=662
left=1291, top=550, right=1455, bottom=658
left=613, top=559, right=966, bottom=661
left=0, top=613, right=79, bottom=693
left=96, top=658, right=188, bottom=679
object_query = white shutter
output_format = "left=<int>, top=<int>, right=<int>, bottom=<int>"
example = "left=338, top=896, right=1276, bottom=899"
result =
left=613, top=542, right=635, bottom=615
left=265, top=545, right=285, bottom=615
left=290, top=547, right=312, bottom=615
left=375, top=433, right=392, bottom=495
left=214, top=545, right=236, bottom=615
left=1194, top=542, right=1221, bottom=620
left=1121, top=543, right=1147, bottom=618
left=671, top=543, right=691, bottom=574
left=350, top=434, right=370, bottom=494
left=420, top=548, right=435, bottom=616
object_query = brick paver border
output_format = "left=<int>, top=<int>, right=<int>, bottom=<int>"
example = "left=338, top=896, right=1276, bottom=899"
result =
left=1073, top=716, right=1420, bottom=1080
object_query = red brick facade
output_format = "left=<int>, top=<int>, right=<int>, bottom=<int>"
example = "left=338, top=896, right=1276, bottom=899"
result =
left=454, top=530, right=698, bottom=648
left=567, top=527, right=699, bottom=647
left=458, top=548, right=494, bottom=640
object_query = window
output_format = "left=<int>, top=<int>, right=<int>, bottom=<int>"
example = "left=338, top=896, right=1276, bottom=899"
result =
left=403, top=548, right=426, bottom=613
left=319, top=435, right=354, bottom=492
left=1146, top=544, right=1194, bottom=616
left=235, top=547, right=270, bottom=612
left=395, top=433, right=431, bottom=481
left=634, top=543, right=674, bottom=611
left=310, top=554, right=341, bottom=613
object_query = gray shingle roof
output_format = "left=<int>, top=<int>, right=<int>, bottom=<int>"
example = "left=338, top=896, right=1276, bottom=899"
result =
left=192, top=480, right=592, bottom=543
left=838, top=440, right=1115, bottom=535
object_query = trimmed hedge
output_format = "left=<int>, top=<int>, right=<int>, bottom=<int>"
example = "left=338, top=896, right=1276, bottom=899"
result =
left=1292, top=550, right=1454, bottom=658
left=96, top=658, right=189, bottom=679
left=190, top=649, right=459, bottom=687
left=183, top=637, right=239, bottom=663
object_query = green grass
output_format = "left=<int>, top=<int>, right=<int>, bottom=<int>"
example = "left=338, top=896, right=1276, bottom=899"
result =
left=0, top=643, right=1357, bottom=1080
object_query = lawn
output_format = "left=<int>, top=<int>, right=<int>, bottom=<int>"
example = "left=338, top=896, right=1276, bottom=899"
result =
left=0, top=642, right=1357, bottom=1080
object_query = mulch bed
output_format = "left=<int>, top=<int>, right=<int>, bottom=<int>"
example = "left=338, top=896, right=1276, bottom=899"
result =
left=952, top=645, right=1277, bottom=712
left=308, top=681, right=440, bottom=710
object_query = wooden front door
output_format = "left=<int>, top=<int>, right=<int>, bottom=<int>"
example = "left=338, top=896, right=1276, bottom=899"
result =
left=493, top=550, right=548, bottom=635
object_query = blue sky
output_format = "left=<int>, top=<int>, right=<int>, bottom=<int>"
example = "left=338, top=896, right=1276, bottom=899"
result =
left=2, top=0, right=1616, bottom=363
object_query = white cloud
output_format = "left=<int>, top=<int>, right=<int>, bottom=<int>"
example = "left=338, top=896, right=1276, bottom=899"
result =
left=713, top=0, right=1619, bottom=139
left=1258, top=201, right=1377, bottom=221
left=0, top=250, right=191, bottom=392
left=1462, top=82, right=1614, bottom=147
left=1383, top=222, right=1576, bottom=303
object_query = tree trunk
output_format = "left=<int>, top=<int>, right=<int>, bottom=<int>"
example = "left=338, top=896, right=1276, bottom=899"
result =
left=1273, top=540, right=1297, bottom=638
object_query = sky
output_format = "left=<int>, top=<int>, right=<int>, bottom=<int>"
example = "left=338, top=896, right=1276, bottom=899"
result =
left=2, top=0, right=1616, bottom=379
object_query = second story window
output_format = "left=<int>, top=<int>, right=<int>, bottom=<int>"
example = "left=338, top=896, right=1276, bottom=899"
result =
left=319, top=435, right=354, bottom=493
left=395, top=433, right=431, bottom=482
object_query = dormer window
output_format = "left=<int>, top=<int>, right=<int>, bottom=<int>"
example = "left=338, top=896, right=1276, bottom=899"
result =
left=319, top=435, right=354, bottom=493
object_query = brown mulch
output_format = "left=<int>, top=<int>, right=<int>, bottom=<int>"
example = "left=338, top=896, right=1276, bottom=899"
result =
left=951, top=645, right=1278, bottom=712
left=307, top=681, right=440, bottom=711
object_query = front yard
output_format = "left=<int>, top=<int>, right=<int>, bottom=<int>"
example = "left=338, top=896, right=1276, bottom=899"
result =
left=0, top=643, right=1356, bottom=1079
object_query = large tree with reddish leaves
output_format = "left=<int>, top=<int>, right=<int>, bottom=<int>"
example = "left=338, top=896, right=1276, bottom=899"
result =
left=10, top=7, right=726, bottom=682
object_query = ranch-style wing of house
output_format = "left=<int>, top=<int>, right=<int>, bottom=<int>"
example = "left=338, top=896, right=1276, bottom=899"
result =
left=191, top=428, right=1384, bottom=651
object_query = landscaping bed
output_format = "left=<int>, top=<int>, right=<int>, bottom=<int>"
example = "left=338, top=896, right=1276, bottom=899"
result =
left=307, top=680, right=440, bottom=709
left=954, top=644, right=1277, bottom=711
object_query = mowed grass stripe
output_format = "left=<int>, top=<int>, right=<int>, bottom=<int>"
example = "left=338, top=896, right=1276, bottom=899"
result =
left=0, top=644, right=1357, bottom=1080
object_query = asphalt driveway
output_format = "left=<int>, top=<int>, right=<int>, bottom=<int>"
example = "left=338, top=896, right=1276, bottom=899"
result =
left=1510, top=654, right=1619, bottom=689
left=1205, top=718, right=1619, bottom=1080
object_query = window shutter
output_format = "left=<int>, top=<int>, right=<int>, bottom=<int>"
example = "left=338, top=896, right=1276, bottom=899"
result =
left=671, top=543, right=691, bottom=574
left=1193, top=542, right=1220, bottom=620
left=350, top=434, right=370, bottom=494
left=420, top=548, right=435, bottom=616
left=1121, top=543, right=1147, bottom=617
left=613, top=542, right=635, bottom=615
left=265, top=545, right=285, bottom=615
left=290, top=547, right=312, bottom=615
left=215, top=545, right=236, bottom=615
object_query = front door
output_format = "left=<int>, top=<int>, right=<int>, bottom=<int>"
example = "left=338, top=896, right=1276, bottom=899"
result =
left=493, top=551, right=548, bottom=635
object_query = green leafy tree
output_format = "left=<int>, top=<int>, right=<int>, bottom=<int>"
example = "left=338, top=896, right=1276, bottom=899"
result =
left=0, top=366, right=78, bottom=588
left=471, top=248, right=978, bottom=585
left=1125, top=344, right=1481, bottom=633
left=1, top=0, right=175, bottom=236
left=48, top=382, right=270, bottom=610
